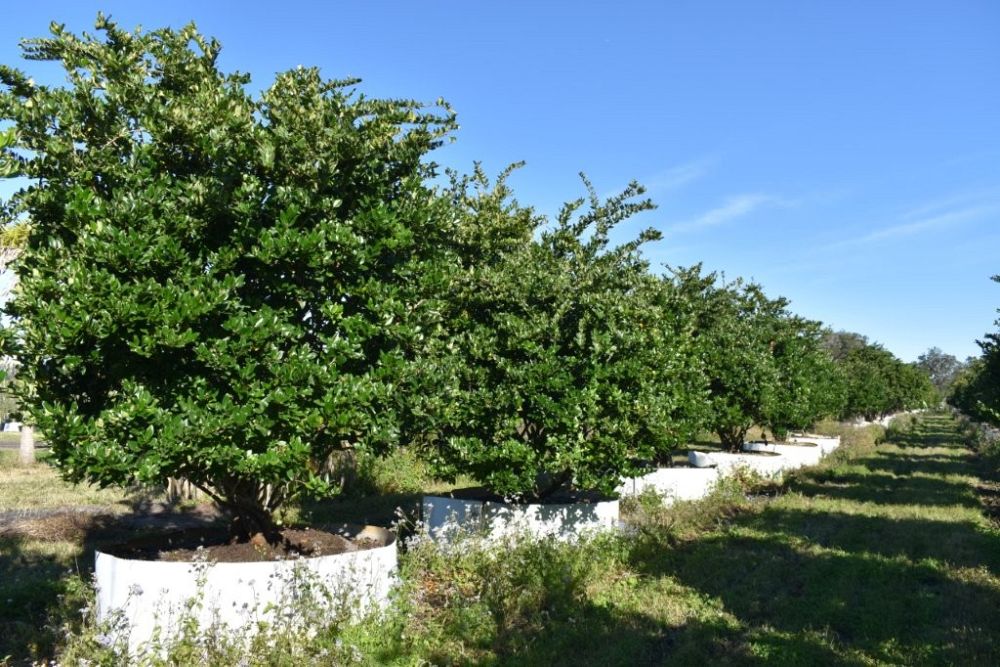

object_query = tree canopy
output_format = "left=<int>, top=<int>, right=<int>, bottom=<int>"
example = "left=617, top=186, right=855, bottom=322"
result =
left=422, top=170, right=706, bottom=499
left=0, top=17, right=456, bottom=538
left=916, top=346, right=963, bottom=398
left=839, top=343, right=933, bottom=421
left=0, top=16, right=943, bottom=527
left=949, top=275, right=1000, bottom=427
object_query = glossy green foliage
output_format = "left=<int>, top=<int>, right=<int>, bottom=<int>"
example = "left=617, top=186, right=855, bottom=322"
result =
left=675, top=267, right=846, bottom=448
left=949, top=275, right=1000, bottom=426
left=839, top=344, right=933, bottom=421
left=0, top=127, right=20, bottom=178
left=764, top=316, right=846, bottom=439
left=0, top=17, right=456, bottom=535
left=678, top=268, right=780, bottom=450
left=423, top=170, right=707, bottom=499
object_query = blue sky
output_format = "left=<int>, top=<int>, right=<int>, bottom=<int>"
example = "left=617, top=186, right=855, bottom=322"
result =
left=2, top=1, right=998, bottom=361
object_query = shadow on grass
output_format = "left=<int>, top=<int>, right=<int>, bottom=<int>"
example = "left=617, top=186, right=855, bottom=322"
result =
left=629, top=527, right=1000, bottom=666
left=856, top=453, right=978, bottom=480
left=791, top=471, right=982, bottom=510
left=755, top=506, right=1000, bottom=573
left=486, top=601, right=866, bottom=667
left=616, top=414, right=1000, bottom=665
left=0, top=509, right=222, bottom=665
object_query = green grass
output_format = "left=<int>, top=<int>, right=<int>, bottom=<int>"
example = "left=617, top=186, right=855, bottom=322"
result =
left=364, top=413, right=999, bottom=666
left=3, top=413, right=999, bottom=665
left=619, top=414, right=1000, bottom=666
left=0, top=451, right=155, bottom=512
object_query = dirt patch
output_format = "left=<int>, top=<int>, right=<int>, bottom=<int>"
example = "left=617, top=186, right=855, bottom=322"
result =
left=0, top=511, right=113, bottom=542
left=0, top=503, right=222, bottom=542
left=107, top=525, right=388, bottom=563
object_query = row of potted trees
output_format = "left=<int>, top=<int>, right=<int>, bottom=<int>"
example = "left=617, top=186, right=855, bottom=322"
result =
left=0, top=17, right=934, bottom=651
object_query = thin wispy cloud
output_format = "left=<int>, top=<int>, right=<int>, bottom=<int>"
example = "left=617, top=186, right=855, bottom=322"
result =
left=642, top=156, right=714, bottom=194
left=834, top=192, right=1000, bottom=249
left=665, top=193, right=780, bottom=234
left=898, top=185, right=1000, bottom=221
left=860, top=204, right=1000, bottom=244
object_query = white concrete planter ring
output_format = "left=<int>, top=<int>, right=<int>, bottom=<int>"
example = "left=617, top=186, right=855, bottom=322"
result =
left=687, top=451, right=717, bottom=468
left=422, top=494, right=619, bottom=544
left=95, top=529, right=397, bottom=652
left=771, top=443, right=824, bottom=468
left=617, top=467, right=721, bottom=505
left=710, top=452, right=788, bottom=479
left=788, top=434, right=841, bottom=454
left=742, top=441, right=777, bottom=454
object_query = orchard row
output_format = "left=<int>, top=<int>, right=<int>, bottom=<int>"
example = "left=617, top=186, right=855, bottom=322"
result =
left=0, top=18, right=933, bottom=537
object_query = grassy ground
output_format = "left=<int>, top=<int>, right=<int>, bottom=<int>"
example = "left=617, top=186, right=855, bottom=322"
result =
left=0, top=450, right=150, bottom=511
left=362, top=413, right=1000, bottom=666
left=0, top=453, right=172, bottom=664
left=602, top=414, right=1000, bottom=665
left=2, top=413, right=999, bottom=665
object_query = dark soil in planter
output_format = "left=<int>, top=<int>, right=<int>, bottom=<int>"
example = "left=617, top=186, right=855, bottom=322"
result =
left=775, top=441, right=819, bottom=447
left=439, top=486, right=613, bottom=505
left=737, top=450, right=782, bottom=457
left=105, top=525, right=388, bottom=563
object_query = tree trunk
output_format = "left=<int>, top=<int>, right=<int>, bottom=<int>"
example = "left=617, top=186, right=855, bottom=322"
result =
left=225, top=493, right=281, bottom=544
left=532, top=469, right=573, bottom=501
left=165, top=477, right=200, bottom=502
left=19, top=424, right=35, bottom=466
left=717, top=426, right=746, bottom=452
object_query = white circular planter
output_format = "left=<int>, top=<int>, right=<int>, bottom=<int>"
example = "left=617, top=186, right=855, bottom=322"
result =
left=788, top=434, right=841, bottom=454
left=710, top=451, right=788, bottom=479
left=422, top=494, right=619, bottom=545
left=617, top=467, right=721, bottom=505
left=95, top=528, right=397, bottom=653
left=688, top=451, right=717, bottom=468
left=771, top=443, right=824, bottom=468
left=741, top=441, right=777, bottom=454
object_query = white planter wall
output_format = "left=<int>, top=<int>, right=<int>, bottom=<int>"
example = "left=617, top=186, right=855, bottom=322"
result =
left=709, top=452, right=789, bottom=478
left=742, top=441, right=777, bottom=454
left=96, top=535, right=397, bottom=652
left=851, top=409, right=924, bottom=428
left=615, top=467, right=721, bottom=505
left=787, top=434, right=841, bottom=455
left=619, top=431, right=843, bottom=507
left=422, top=495, right=619, bottom=544
left=771, top=444, right=824, bottom=467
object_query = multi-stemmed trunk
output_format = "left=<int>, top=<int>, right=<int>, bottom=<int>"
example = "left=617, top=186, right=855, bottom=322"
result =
left=190, top=478, right=286, bottom=544
left=530, top=469, right=573, bottom=502
left=717, top=425, right=748, bottom=452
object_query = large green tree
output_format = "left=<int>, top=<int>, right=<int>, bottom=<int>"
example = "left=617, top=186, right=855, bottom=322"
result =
left=422, top=171, right=705, bottom=500
left=678, top=268, right=781, bottom=451
left=0, top=219, right=30, bottom=464
left=839, top=343, right=932, bottom=420
left=949, top=275, right=1000, bottom=426
left=916, top=346, right=962, bottom=398
left=0, top=17, right=456, bottom=539
left=764, top=315, right=845, bottom=439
